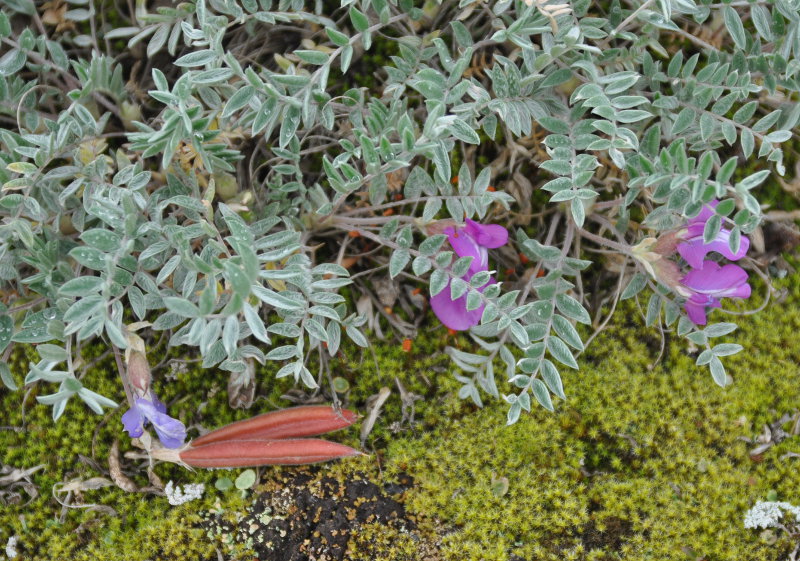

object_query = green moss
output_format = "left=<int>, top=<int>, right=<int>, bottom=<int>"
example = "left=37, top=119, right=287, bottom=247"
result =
left=2, top=268, right=800, bottom=560
left=385, top=267, right=800, bottom=561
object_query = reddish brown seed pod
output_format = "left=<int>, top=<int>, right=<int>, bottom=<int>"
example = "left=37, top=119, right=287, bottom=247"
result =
left=180, top=439, right=362, bottom=468
left=191, top=405, right=358, bottom=446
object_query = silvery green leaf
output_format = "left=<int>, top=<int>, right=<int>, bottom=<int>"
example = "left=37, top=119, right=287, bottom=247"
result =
left=703, top=214, right=722, bottom=244
left=470, top=271, right=491, bottom=288
left=78, top=388, right=118, bottom=414
left=299, top=365, right=318, bottom=389
left=389, top=249, right=410, bottom=279
left=621, top=273, right=648, bottom=300
left=308, top=305, right=340, bottom=321
left=157, top=255, right=181, bottom=285
left=0, top=362, right=16, bottom=391
left=450, top=277, right=469, bottom=300
left=723, top=7, right=746, bottom=49
left=192, top=68, right=234, bottom=85
left=704, top=323, right=737, bottom=338
left=423, top=198, right=442, bottom=221
left=326, top=28, right=349, bottom=46
left=645, top=294, right=661, bottom=327
left=686, top=331, right=708, bottom=346
left=0, top=49, right=25, bottom=76
left=451, top=256, right=474, bottom=278
left=570, top=198, right=585, bottom=228
left=223, top=314, right=240, bottom=355
left=295, top=50, right=329, bottom=65
left=523, top=239, right=562, bottom=261
left=174, top=49, right=217, bottom=67
left=708, top=356, right=728, bottom=387
left=81, top=229, right=122, bottom=252
left=340, top=45, right=353, bottom=72
left=450, top=118, right=480, bottom=144
left=547, top=336, right=578, bottom=369
left=412, top=256, right=432, bottom=275
left=473, top=167, right=491, bottom=195
left=349, top=6, right=369, bottom=31
left=753, top=110, right=782, bottom=133
left=420, top=234, right=447, bottom=256
left=0, top=316, right=12, bottom=355
left=764, top=130, right=792, bottom=143
left=405, top=167, right=435, bottom=199
left=63, top=295, right=104, bottom=323
left=0, top=12, right=11, bottom=36
left=728, top=227, right=741, bottom=255
left=311, top=278, right=351, bottom=289
left=12, top=324, right=53, bottom=344
left=671, top=107, right=694, bottom=135
left=555, top=294, right=590, bottom=325
left=267, top=322, right=302, bottom=338
left=310, top=293, right=346, bottom=305
left=712, top=343, right=743, bottom=357
left=551, top=315, right=584, bottom=351
left=664, top=301, right=680, bottom=326
left=431, top=141, right=451, bottom=183
left=163, top=297, right=200, bottom=318
left=60, top=276, right=104, bottom=296
left=222, top=85, right=256, bottom=118
left=380, top=218, right=399, bottom=239
left=531, top=379, right=554, bottom=411
left=305, top=318, right=328, bottom=342
left=396, top=226, right=413, bottom=248
left=541, top=359, right=565, bottom=399
left=326, top=321, right=341, bottom=356
left=345, top=325, right=368, bottom=347
left=69, top=247, right=107, bottom=271
left=265, top=345, right=299, bottom=360
left=506, top=401, right=522, bottom=425
left=276, top=361, right=298, bottom=378
left=37, top=344, right=68, bottom=363
left=430, top=269, right=449, bottom=296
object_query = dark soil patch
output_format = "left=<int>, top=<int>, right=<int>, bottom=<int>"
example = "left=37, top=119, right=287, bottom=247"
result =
left=205, top=470, right=416, bottom=561
left=581, top=514, right=634, bottom=554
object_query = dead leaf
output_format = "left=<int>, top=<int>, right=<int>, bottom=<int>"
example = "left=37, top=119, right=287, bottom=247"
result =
left=109, top=440, right=138, bottom=493
left=59, top=477, right=114, bottom=494
left=228, top=359, right=256, bottom=409
left=360, top=387, right=391, bottom=446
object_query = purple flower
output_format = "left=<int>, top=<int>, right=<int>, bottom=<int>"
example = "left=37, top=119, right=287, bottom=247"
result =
left=681, top=260, right=751, bottom=325
left=430, top=219, right=508, bottom=331
left=122, top=394, right=186, bottom=449
left=677, top=201, right=750, bottom=269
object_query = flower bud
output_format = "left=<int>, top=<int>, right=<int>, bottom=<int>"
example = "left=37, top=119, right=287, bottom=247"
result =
left=126, top=350, right=151, bottom=394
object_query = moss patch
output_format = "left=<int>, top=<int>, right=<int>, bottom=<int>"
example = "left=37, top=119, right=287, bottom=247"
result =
left=1, top=270, right=800, bottom=560
left=386, top=268, right=800, bottom=561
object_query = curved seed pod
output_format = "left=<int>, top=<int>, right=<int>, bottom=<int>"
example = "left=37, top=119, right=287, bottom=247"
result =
left=192, top=405, right=358, bottom=446
left=180, top=439, right=362, bottom=468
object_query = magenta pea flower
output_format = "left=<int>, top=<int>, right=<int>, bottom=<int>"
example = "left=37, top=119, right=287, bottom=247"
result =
left=430, top=218, right=508, bottom=331
left=677, top=201, right=750, bottom=268
left=122, top=393, right=186, bottom=449
left=680, top=260, right=752, bottom=325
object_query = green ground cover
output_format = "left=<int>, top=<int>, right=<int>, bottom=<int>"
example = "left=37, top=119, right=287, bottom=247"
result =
left=1, top=259, right=798, bottom=560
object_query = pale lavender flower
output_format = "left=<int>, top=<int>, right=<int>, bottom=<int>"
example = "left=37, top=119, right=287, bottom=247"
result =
left=681, top=260, right=751, bottom=325
left=677, top=201, right=750, bottom=268
left=430, top=219, right=508, bottom=331
left=122, top=393, right=186, bottom=449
